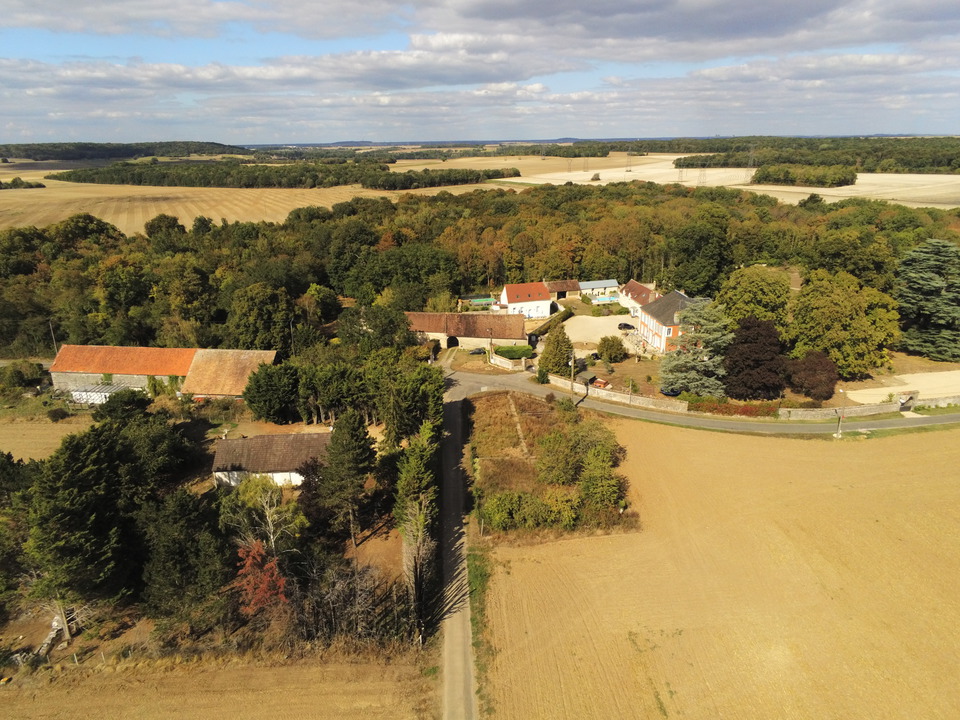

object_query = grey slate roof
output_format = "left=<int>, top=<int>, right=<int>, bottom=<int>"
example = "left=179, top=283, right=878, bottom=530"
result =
left=578, top=279, right=619, bottom=290
left=640, top=290, right=694, bottom=326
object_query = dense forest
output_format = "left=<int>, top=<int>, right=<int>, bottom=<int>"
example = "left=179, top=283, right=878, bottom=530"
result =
left=48, top=161, right=520, bottom=190
left=671, top=136, right=960, bottom=173
left=0, top=141, right=253, bottom=162
left=751, top=164, right=858, bottom=187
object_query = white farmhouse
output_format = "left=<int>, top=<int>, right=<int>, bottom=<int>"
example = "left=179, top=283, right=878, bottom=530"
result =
left=499, top=282, right=553, bottom=319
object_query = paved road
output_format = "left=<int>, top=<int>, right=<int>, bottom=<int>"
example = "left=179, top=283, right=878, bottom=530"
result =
left=447, top=367, right=960, bottom=435
left=439, top=386, right=478, bottom=720
left=437, top=358, right=960, bottom=718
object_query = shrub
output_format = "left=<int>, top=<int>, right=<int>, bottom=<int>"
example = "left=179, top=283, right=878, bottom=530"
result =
left=536, top=366, right=549, bottom=384
left=495, top=344, right=533, bottom=360
left=597, top=336, right=628, bottom=363
left=787, top=350, right=838, bottom=401
left=47, top=407, right=70, bottom=423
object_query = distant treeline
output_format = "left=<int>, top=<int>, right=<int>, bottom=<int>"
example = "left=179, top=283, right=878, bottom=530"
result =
left=48, top=160, right=521, bottom=190
left=0, top=141, right=253, bottom=161
left=0, top=177, right=45, bottom=190
left=671, top=136, right=960, bottom=174
left=752, top=165, right=857, bottom=188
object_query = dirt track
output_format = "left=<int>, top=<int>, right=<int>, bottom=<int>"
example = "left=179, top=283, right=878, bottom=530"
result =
left=484, top=420, right=960, bottom=719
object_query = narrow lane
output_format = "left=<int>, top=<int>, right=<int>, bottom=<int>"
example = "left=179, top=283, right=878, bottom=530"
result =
left=439, top=390, right=478, bottom=720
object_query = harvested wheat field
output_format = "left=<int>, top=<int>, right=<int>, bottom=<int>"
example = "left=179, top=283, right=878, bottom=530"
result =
left=0, top=417, right=93, bottom=460
left=484, top=420, right=960, bottom=719
left=1, top=658, right=435, bottom=719
left=0, top=161, right=492, bottom=235
left=4, top=154, right=958, bottom=235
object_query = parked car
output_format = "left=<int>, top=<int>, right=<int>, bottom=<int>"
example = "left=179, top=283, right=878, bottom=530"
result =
left=468, top=347, right=486, bottom=355
left=660, top=387, right=681, bottom=397
left=617, top=322, right=635, bottom=331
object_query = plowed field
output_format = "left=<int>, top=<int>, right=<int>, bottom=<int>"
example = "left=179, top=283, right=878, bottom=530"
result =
left=484, top=420, right=960, bottom=719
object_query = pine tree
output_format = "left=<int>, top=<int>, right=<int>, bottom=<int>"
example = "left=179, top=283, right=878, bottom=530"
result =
left=323, top=409, right=375, bottom=546
left=896, top=239, right=960, bottom=360
left=538, top=324, right=574, bottom=376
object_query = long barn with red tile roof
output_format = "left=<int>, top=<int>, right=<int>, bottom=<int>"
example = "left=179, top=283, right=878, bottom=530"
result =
left=50, top=344, right=276, bottom=402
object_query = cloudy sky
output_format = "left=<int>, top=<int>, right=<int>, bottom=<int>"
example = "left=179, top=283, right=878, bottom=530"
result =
left=2, top=0, right=959, bottom=143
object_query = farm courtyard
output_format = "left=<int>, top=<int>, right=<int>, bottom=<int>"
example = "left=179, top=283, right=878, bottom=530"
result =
left=482, top=418, right=960, bottom=719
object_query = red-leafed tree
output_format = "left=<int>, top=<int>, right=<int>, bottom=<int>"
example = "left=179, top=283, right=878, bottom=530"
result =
left=232, top=540, right=287, bottom=618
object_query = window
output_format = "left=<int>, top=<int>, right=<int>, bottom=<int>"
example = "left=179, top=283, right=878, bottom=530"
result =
left=665, top=328, right=673, bottom=336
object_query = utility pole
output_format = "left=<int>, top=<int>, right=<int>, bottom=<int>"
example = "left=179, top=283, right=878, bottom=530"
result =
left=835, top=388, right=847, bottom=438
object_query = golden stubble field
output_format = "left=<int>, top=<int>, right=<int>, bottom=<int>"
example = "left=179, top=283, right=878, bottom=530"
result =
left=483, top=420, right=960, bottom=719
left=2, top=153, right=959, bottom=235
left=1, top=659, right=435, bottom=719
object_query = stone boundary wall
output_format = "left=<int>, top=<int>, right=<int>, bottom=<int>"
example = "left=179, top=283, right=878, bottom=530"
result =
left=546, top=373, right=688, bottom=412
left=777, top=402, right=900, bottom=421
left=489, top=353, right=529, bottom=371
left=915, top=394, right=960, bottom=409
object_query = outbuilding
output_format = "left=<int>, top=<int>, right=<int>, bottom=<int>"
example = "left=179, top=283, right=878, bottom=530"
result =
left=213, top=433, right=331, bottom=487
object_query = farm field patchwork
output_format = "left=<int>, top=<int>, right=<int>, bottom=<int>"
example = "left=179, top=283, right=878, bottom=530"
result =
left=3, top=154, right=959, bottom=235
left=482, top=418, right=960, bottom=719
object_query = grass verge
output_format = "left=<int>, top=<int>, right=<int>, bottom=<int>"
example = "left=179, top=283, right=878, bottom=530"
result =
left=466, top=541, right=494, bottom=715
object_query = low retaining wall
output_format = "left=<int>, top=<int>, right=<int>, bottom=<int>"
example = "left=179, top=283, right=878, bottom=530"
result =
left=489, top=354, right=529, bottom=371
left=777, top=402, right=900, bottom=421
left=546, top=373, right=688, bottom=413
left=915, top=394, right=960, bottom=409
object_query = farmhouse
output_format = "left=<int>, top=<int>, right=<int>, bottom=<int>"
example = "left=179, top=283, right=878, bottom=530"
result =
left=635, top=290, right=695, bottom=353
left=405, top=312, right=527, bottom=349
left=213, top=433, right=331, bottom=487
left=180, top=349, right=277, bottom=399
left=618, top=280, right=660, bottom=317
left=579, top=279, right=620, bottom=303
left=544, top=279, right=581, bottom=300
left=500, top=282, right=553, bottom=318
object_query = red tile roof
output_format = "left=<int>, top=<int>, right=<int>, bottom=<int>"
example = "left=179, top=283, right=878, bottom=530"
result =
left=50, top=345, right=197, bottom=377
left=181, top=349, right=277, bottom=397
left=405, top=312, right=526, bottom=340
left=503, top=282, right=551, bottom=304
left=621, top=279, right=660, bottom=306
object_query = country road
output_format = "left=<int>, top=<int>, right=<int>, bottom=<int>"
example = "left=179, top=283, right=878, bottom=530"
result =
left=436, top=358, right=960, bottom=718
left=439, top=389, right=478, bottom=720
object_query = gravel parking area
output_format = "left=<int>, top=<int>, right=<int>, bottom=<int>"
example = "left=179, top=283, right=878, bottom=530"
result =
left=563, top=313, right=635, bottom=347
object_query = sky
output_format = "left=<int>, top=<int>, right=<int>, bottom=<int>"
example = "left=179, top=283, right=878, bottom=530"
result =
left=1, top=0, right=959, bottom=144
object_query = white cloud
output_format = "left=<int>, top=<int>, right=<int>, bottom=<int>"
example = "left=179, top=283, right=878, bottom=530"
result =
left=3, top=0, right=960, bottom=140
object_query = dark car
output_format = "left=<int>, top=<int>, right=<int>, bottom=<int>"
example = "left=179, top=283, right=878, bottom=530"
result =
left=468, top=347, right=486, bottom=355
left=617, top=322, right=635, bottom=331
left=659, top=387, right=681, bottom=397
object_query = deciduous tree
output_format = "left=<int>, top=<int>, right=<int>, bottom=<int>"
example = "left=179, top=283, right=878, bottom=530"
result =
left=723, top=316, right=787, bottom=400
left=789, top=270, right=899, bottom=378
